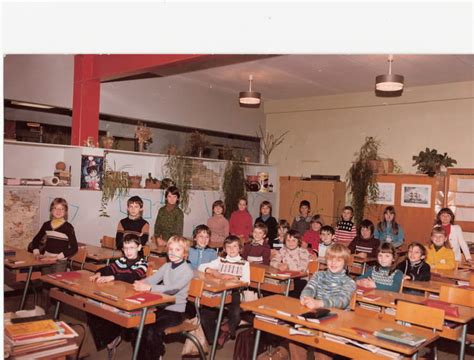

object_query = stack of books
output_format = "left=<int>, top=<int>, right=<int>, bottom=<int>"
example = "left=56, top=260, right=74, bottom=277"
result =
left=374, top=327, right=426, bottom=346
left=5, top=319, right=78, bottom=359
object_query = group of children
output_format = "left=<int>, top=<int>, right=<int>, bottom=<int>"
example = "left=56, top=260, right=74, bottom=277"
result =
left=27, top=193, right=472, bottom=359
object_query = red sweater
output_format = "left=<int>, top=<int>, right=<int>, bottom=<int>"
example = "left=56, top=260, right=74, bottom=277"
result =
left=229, top=210, right=253, bottom=242
left=302, top=230, right=320, bottom=252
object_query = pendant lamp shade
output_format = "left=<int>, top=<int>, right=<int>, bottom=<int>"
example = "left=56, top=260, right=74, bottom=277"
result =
left=375, top=55, right=404, bottom=96
left=239, top=75, right=261, bottom=107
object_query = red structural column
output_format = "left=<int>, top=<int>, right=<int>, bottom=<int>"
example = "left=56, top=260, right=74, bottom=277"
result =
left=71, top=55, right=100, bottom=146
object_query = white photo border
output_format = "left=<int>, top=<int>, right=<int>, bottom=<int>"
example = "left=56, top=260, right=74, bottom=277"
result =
left=401, top=184, right=432, bottom=208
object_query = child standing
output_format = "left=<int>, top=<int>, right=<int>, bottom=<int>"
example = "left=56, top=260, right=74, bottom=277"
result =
left=115, top=195, right=150, bottom=250
left=426, top=226, right=456, bottom=270
left=396, top=242, right=431, bottom=281
left=199, top=236, right=250, bottom=345
left=30, top=197, right=78, bottom=273
left=188, top=224, right=218, bottom=270
left=229, top=197, right=253, bottom=244
left=435, top=207, right=472, bottom=262
left=133, top=236, right=194, bottom=360
left=154, top=186, right=184, bottom=246
left=348, top=219, right=380, bottom=258
left=242, top=222, right=271, bottom=265
left=271, top=229, right=310, bottom=298
left=207, top=200, right=229, bottom=248
left=254, top=201, right=278, bottom=248
left=374, top=206, right=405, bottom=248
left=302, top=215, right=323, bottom=254
left=291, top=200, right=312, bottom=235
left=318, top=225, right=336, bottom=258
left=290, top=244, right=356, bottom=359
left=273, top=219, right=290, bottom=249
left=335, top=206, right=357, bottom=246
left=356, top=243, right=404, bottom=292
left=87, top=234, right=148, bottom=358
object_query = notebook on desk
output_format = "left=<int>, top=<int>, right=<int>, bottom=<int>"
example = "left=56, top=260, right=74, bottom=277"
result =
left=374, top=327, right=426, bottom=347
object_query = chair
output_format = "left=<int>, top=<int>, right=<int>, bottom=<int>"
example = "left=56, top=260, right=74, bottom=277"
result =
left=307, top=261, right=319, bottom=276
left=146, top=263, right=154, bottom=277
left=250, top=265, right=266, bottom=298
left=439, top=285, right=474, bottom=307
left=165, top=278, right=206, bottom=359
left=68, top=247, right=87, bottom=271
left=100, top=235, right=116, bottom=249
left=142, top=245, right=151, bottom=260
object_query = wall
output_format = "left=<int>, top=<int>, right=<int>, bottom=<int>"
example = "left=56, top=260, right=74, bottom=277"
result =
left=264, top=81, right=474, bottom=179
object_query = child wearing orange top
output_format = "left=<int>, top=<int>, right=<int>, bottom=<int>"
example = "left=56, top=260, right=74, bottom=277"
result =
left=426, top=226, right=456, bottom=270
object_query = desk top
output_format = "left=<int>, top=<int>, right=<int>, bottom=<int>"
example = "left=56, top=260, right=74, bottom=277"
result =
left=432, top=268, right=473, bottom=282
left=40, top=270, right=175, bottom=311
left=83, top=245, right=122, bottom=262
left=241, top=295, right=438, bottom=356
left=194, top=271, right=247, bottom=293
left=403, top=279, right=453, bottom=294
left=356, top=289, right=474, bottom=324
left=251, top=264, right=307, bottom=280
left=4, top=246, right=57, bottom=269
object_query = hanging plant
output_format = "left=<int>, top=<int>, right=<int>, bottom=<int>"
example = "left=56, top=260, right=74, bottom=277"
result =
left=163, top=153, right=192, bottom=214
left=99, top=158, right=131, bottom=217
left=346, top=136, right=381, bottom=226
left=223, top=152, right=246, bottom=219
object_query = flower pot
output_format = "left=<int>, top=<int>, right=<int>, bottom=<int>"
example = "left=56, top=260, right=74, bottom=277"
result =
left=128, top=175, right=142, bottom=188
left=369, top=159, right=394, bottom=174
left=145, top=179, right=161, bottom=189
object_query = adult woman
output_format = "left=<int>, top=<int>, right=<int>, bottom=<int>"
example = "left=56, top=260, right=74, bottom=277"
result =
left=435, top=207, right=471, bottom=262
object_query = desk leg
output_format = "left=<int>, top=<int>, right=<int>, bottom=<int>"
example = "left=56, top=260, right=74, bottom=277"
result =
left=459, top=323, right=467, bottom=360
left=252, top=329, right=261, bottom=360
left=54, top=301, right=61, bottom=320
left=210, top=289, right=227, bottom=360
left=362, top=262, right=367, bottom=274
left=285, top=279, right=291, bottom=296
left=19, top=266, right=33, bottom=310
left=132, top=307, right=149, bottom=360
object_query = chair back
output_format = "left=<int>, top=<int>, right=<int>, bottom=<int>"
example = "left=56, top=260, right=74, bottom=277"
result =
left=142, top=245, right=151, bottom=259
left=69, top=247, right=87, bottom=270
left=250, top=265, right=266, bottom=298
left=101, top=236, right=116, bottom=249
left=395, top=300, right=444, bottom=331
left=440, top=285, right=474, bottom=307
left=307, top=261, right=319, bottom=275
left=189, top=278, right=205, bottom=298
left=146, top=263, right=154, bottom=277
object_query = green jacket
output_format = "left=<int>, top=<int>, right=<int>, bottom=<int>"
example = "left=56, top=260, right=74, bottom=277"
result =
left=154, top=205, right=184, bottom=241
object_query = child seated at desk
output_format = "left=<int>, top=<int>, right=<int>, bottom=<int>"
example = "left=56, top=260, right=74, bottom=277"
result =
left=242, top=222, right=271, bottom=265
left=30, top=197, right=78, bottom=273
left=87, top=234, right=148, bottom=358
left=318, top=225, right=336, bottom=259
left=348, top=219, right=380, bottom=259
left=272, top=219, right=290, bottom=250
left=115, top=195, right=149, bottom=250
left=270, top=229, right=309, bottom=298
left=133, top=235, right=194, bottom=360
left=426, top=226, right=456, bottom=270
left=396, top=242, right=431, bottom=281
left=198, top=235, right=250, bottom=347
left=334, top=205, right=357, bottom=246
left=188, top=224, right=217, bottom=270
left=290, top=243, right=356, bottom=360
left=302, top=214, right=323, bottom=255
left=356, top=243, right=404, bottom=292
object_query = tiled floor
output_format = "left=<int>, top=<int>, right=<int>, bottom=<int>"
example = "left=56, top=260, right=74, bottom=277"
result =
left=4, top=290, right=473, bottom=360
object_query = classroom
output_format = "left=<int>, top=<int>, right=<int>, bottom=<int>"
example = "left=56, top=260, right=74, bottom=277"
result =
left=3, top=3, right=474, bottom=360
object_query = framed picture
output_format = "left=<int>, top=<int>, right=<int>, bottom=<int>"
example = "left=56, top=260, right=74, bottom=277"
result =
left=80, top=155, right=104, bottom=191
left=401, top=184, right=432, bottom=208
left=373, top=182, right=395, bottom=205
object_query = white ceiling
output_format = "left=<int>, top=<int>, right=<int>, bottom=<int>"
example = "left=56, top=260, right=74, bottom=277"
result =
left=171, top=55, right=474, bottom=101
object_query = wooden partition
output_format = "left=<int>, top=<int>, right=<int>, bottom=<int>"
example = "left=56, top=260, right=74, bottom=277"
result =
left=364, top=174, right=443, bottom=245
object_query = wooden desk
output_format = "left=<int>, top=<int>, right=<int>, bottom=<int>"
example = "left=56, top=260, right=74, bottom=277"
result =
left=250, top=264, right=306, bottom=296
left=4, top=246, right=57, bottom=310
left=84, top=245, right=122, bottom=265
left=457, top=261, right=474, bottom=270
left=355, top=289, right=474, bottom=360
left=403, top=279, right=454, bottom=296
left=192, top=272, right=246, bottom=360
left=40, top=270, right=175, bottom=360
left=241, top=295, right=438, bottom=360
left=431, top=268, right=473, bottom=282
left=351, top=256, right=377, bottom=275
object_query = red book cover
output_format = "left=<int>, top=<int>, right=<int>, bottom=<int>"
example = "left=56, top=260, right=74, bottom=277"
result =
left=422, top=299, right=459, bottom=317
left=356, top=286, right=373, bottom=295
left=362, top=293, right=382, bottom=301
left=47, top=272, right=81, bottom=280
left=125, top=292, right=163, bottom=304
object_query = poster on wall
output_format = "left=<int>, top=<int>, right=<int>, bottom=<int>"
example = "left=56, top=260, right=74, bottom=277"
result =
left=372, top=182, right=395, bottom=205
left=401, top=184, right=431, bottom=208
left=80, top=155, right=104, bottom=191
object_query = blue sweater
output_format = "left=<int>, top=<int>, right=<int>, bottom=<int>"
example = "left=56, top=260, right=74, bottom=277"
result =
left=374, top=223, right=405, bottom=248
left=188, top=246, right=218, bottom=270
left=357, top=266, right=404, bottom=293
left=300, top=270, right=356, bottom=309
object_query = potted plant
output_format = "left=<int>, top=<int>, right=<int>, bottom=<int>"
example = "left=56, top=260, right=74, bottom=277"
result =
left=145, top=173, right=161, bottom=189
left=100, top=160, right=131, bottom=217
left=257, top=126, right=289, bottom=164
left=186, top=131, right=210, bottom=158
left=346, top=136, right=380, bottom=226
left=223, top=151, right=246, bottom=218
left=412, top=148, right=457, bottom=177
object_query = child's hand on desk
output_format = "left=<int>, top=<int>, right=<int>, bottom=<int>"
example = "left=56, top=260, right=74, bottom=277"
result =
left=133, top=280, right=152, bottom=292
left=300, top=296, right=324, bottom=309
left=96, top=275, right=114, bottom=283
left=89, top=273, right=101, bottom=282
left=403, top=275, right=411, bottom=280
left=357, top=278, right=375, bottom=288
left=278, top=263, right=288, bottom=271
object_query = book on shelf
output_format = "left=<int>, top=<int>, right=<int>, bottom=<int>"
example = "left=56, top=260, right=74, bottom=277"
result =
left=10, top=339, right=68, bottom=356
left=362, top=293, right=382, bottom=301
left=373, top=327, right=426, bottom=346
left=457, top=285, right=474, bottom=290
left=356, top=286, right=373, bottom=295
left=5, top=319, right=61, bottom=341
left=5, top=321, right=78, bottom=346
left=124, top=292, right=163, bottom=304
left=358, top=303, right=382, bottom=312
left=255, top=314, right=286, bottom=325
left=421, top=299, right=460, bottom=317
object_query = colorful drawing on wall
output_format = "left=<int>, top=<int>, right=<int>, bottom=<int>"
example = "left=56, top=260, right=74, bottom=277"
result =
left=80, top=155, right=104, bottom=191
left=372, top=182, right=395, bottom=205
left=401, top=184, right=431, bottom=208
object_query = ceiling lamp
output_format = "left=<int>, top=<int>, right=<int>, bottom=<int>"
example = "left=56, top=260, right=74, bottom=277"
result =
left=375, top=55, right=404, bottom=96
left=239, top=75, right=261, bottom=107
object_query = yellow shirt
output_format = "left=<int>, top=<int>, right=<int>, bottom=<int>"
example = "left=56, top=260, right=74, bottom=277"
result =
left=426, top=245, right=456, bottom=270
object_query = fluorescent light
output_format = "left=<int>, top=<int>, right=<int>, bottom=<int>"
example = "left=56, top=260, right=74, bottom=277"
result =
left=11, top=101, right=54, bottom=109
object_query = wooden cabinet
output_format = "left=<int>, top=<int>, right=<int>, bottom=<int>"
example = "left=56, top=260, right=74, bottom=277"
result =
left=279, top=177, right=346, bottom=226
left=444, top=168, right=474, bottom=237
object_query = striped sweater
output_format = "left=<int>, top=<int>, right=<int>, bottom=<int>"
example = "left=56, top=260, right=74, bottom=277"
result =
left=357, top=266, right=404, bottom=293
left=335, top=220, right=357, bottom=246
left=99, top=256, right=148, bottom=283
left=300, top=270, right=356, bottom=309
